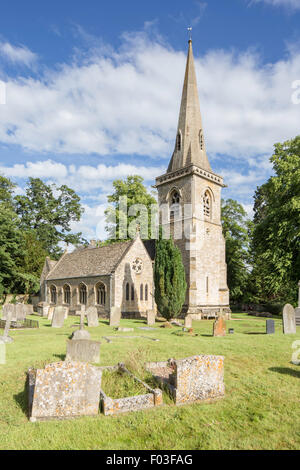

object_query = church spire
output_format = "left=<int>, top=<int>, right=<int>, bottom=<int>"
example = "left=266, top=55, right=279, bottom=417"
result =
left=167, top=40, right=211, bottom=173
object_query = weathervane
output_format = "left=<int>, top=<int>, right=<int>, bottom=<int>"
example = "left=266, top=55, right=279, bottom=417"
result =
left=187, top=27, right=192, bottom=41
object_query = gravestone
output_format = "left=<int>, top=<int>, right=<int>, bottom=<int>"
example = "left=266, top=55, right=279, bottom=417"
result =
left=147, top=310, right=156, bottom=326
left=0, top=310, right=13, bottom=343
left=51, top=306, right=66, bottom=328
left=282, top=304, right=296, bottom=335
left=295, top=308, right=300, bottom=327
left=24, top=304, right=34, bottom=316
left=47, top=306, right=55, bottom=321
left=66, top=339, right=100, bottom=363
left=109, top=306, right=121, bottom=327
left=118, top=327, right=134, bottom=332
left=42, top=305, right=50, bottom=318
left=213, top=316, right=226, bottom=337
left=16, top=304, right=26, bottom=322
left=266, top=319, right=275, bottom=335
left=184, top=315, right=192, bottom=329
left=28, top=361, right=102, bottom=421
left=86, top=306, right=99, bottom=327
left=71, top=311, right=90, bottom=340
left=2, top=304, right=15, bottom=321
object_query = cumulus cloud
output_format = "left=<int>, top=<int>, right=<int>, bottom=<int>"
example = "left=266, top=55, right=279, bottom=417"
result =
left=0, top=33, right=299, bottom=161
left=0, top=42, right=37, bottom=66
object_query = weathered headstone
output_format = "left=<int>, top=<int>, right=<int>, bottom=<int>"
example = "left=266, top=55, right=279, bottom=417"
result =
left=28, top=361, right=102, bottom=421
left=51, top=306, right=66, bottom=328
left=109, top=306, right=121, bottom=327
left=71, top=311, right=91, bottom=340
left=16, top=304, right=26, bottom=322
left=266, top=319, right=275, bottom=335
left=213, top=316, right=226, bottom=337
left=24, top=304, right=34, bottom=316
left=86, top=306, right=99, bottom=327
left=282, top=304, right=296, bottom=335
left=147, top=310, right=156, bottom=326
left=184, top=315, right=192, bottom=329
left=2, top=304, right=15, bottom=321
left=295, top=307, right=300, bottom=327
left=47, top=306, right=55, bottom=321
left=42, top=304, right=50, bottom=318
left=0, top=310, right=13, bottom=343
left=66, top=339, right=100, bottom=363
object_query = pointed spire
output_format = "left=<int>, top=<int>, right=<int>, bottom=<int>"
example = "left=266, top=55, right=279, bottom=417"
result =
left=167, top=40, right=211, bottom=173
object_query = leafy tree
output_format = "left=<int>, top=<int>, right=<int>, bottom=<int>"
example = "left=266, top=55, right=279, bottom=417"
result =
left=14, top=178, right=85, bottom=258
left=0, top=175, right=15, bottom=208
left=105, top=175, right=157, bottom=241
left=221, top=198, right=251, bottom=303
left=154, top=227, right=187, bottom=321
left=250, top=136, right=300, bottom=304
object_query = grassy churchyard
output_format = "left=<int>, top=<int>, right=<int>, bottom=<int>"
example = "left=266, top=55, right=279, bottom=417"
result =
left=0, top=311, right=299, bottom=450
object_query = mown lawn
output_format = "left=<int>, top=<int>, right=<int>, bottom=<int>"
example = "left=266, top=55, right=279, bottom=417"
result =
left=0, top=311, right=299, bottom=450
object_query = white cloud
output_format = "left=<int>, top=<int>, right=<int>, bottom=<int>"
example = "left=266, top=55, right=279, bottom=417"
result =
left=251, top=0, right=300, bottom=10
left=0, top=42, right=37, bottom=67
left=0, top=33, right=299, bottom=161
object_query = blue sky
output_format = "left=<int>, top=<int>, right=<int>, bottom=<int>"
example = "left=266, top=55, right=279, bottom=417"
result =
left=0, top=0, right=300, bottom=240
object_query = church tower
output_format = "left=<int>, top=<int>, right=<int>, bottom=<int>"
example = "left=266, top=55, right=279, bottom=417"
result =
left=155, top=40, right=230, bottom=318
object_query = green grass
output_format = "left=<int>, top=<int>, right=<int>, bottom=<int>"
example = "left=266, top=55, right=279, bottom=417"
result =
left=0, top=311, right=299, bottom=450
left=101, top=369, right=148, bottom=399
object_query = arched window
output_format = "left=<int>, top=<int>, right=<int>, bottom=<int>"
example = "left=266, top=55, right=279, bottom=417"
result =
left=50, top=285, right=57, bottom=304
left=131, top=284, right=135, bottom=301
left=63, top=284, right=71, bottom=304
left=96, top=283, right=106, bottom=306
left=79, top=283, right=87, bottom=305
left=199, top=129, right=204, bottom=150
left=126, top=283, right=130, bottom=301
left=176, top=132, right=181, bottom=151
left=145, top=284, right=148, bottom=302
left=203, top=191, right=211, bottom=218
left=170, top=190, right=181, bottom=219
left=140, top=284, right=143, bottom=301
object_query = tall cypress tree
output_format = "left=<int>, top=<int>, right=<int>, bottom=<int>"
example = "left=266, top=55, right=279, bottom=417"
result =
left=154, top=227, right=187, bottom=321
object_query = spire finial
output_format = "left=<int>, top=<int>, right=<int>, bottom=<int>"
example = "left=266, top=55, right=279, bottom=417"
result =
left=187, top=27, right=192, bottom=42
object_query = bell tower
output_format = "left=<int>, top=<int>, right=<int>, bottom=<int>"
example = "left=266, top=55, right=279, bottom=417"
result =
left=155, top=40, right=230, bottom=317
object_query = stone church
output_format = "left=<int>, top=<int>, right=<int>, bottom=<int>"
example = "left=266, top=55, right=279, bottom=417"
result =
left=40, top=40, right=230, bottom=318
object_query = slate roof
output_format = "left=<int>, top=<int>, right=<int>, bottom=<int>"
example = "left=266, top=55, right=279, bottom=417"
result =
left=143, top=239, right=156, bottom=261
left=46, top=240, right=133, bottom=280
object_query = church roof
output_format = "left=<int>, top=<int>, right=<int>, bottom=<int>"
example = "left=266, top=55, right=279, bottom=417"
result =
left=167, top=40, right=211, bottom=173
left=46, top=240, right=133, bottom=280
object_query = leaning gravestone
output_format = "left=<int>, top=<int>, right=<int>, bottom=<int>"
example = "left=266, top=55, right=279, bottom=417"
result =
left=282, top=304, right=296, bottom=335
left=184, top=315, right=192, bottom=329
left=66, top=339, right=100, bottom=363
left=109, top=306, right=121, bottom=327
left=0, top=309, right=14, bottom=343
left=147, top=310, right=156, bottom=326
left=266, top=319, right=275, bottom=335
left=28, top=361, right=102, bottom=421
left=51, top=306, right=66, bottom=328
left=86, top=306, right=99, bottom=327
left=213, top=316, right=226, bottom=337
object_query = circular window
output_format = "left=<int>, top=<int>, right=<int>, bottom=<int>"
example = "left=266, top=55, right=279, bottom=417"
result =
left=132, top=258, right=143, bottom=274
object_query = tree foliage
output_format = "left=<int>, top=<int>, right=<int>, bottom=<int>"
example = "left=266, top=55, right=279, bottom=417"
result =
left=14, top=178, right=85, bottom=258
left=154, top=228, right=187, bottom=320
left=105, top=175, right=157, bottom=242
left=221, top=198, right=251, bottom=303
left=250, top=136, right=300, bottom=304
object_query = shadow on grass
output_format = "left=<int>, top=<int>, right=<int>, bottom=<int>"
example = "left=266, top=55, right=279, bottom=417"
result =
left=244, top=332, right=266, bottom=335
left=269, top=367, right=300, bottom=378
left=54, top=353, right=66, bottom=361
left=14, top=379, right=28, bottom=417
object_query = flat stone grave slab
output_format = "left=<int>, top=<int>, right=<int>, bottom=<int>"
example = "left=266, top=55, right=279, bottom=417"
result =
left=51, top=307, right=66, bottom=328
left=86, top=306, right=99, bottom=327
left=282, top=304, right=296, bottom=334
left=66, top=339, right=100, bottom=363
left=117, top=327, right=134, bottom=332
left=138, top=327, right=156, bottom=331
left=266, top=319, right=275, bottom=334
left=28, top=361, right=102, bottom=421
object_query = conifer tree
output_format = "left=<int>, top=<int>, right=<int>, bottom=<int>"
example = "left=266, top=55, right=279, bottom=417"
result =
left=154, top=227, right=187, bottom=321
